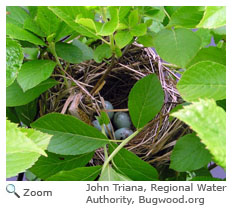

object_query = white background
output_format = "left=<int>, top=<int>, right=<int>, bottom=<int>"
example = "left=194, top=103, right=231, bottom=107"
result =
left=1, top=1, right=231, bottom=211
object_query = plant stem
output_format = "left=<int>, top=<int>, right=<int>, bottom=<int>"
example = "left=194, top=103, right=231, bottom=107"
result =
left=90, top=54, right=116, bottom=94
left=101, top=127, right=144, bottom=173
left=49, top=42, right=69, bottom=88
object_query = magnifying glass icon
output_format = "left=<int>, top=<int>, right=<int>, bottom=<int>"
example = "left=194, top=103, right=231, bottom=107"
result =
left=6, top=184, right=20, bottom=198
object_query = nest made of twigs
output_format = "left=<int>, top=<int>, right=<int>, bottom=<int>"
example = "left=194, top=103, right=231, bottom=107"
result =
left=41, top=43, right=190, bottom=169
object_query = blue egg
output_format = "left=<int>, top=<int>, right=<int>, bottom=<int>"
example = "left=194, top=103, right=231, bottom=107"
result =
left=113, top=112, right=131, bottom=129
left=104, top=101, right=114, bottom=119
left=92, top=119, right=112, bottom=136
left=115, top=128, right=133, bottom=140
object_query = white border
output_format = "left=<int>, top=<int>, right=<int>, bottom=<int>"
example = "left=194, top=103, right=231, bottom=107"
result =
left=1, top=1, right=231, bottom=211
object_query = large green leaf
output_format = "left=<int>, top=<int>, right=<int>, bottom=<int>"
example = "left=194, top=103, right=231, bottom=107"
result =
left=168, top=6, right=205, bottom=28
left=76, top=18, right=97, bottom=32
left=6, top=23, right=46, bottom=46
left=46, top=166, right=101, bottom=181
left=31, top=113, right=109, bottom=155
left=115, top=30, right=133, bottom=49
left=15, top=100, right=37, bottom=126
left=23, top=18, right=46, bottom=37
left=98, top=7, right=119, bottom=36
left=172, top=99, right=226, bottom=169
left=128, top=74, right=164, bottom=129
left=99, top=165, right=132, bottom=181
left=6, top=107, right=20, bottom=124
left=137, top=31, right=156, bottom=47
left=170, top=134, right=212, bottom=172
left=55, top=22, right=75, bottom=42
left=194, top=28, right=212, bottom=48
left=48, top=6, right=101, bottom=39
left=153, top=28, right=201, bottom=68
left=6, top=120, right=51, bottom=178
left=177, top=61, right=226, bottom=101
left=186, top=47, right=226, bottom=68
left=93, top=44, right=112, bottom=63
left=72, top=39, right=94, bottom=61
left=17, top=60, right=56, bottom=92
left=109, top=143, right=159, bottom=181
left=29, top=152, right=94, bottom=180
left=197, top=6, right=226, bottom=29
left=36, top=6, right=60, bottom=37
left=6, top=78, right=57, bottom=107
left=55, top=42, right=83, bottom=64
left=130, top=23, right=147, bottom=37
left=129, top=9, right=139, bottom=28
left=6, top=6, right=30, bottom=27
left=6, top=38, right=24, bottom=87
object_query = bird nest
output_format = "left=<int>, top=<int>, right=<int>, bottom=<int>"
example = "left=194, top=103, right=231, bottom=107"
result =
left=42, top=44, right=189, bottom=169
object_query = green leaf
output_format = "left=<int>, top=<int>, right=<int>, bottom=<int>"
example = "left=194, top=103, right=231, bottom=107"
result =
left=168, top=6, right=205, bottom=28
left=20, top=128, right=51, bottom=150
left=72, top=39, right=94, bottom=61
left=96, top=111, right=110, bottom=125
left=6, top=120, right=51, bottom=177
left=118, top=6, right=131, bottom=22
left=48, top=6, right=101, bottom=39
left=115, top=30, right=133, bottom=49
left=137, top=32, right=156, bottom=47
left=6, top=107, right=20, bottom=124
left=36, top=6, right=61, bottom=37
left=55, top=22, right=75, bottom=42
left=6, top=6, right=30, bottom=27
left=93, top=44, right=112, bottom=63
left=197, top=6, right=226, bottom=29
left=170, top=134, right=212, bottom=172
left=194, top=28, right=212, bottom=48
left=6, top=38, right=24, bottom=87
left=172, top=99, right=226, bottom=169
left=23, top=18, right=46, bottom=37
left=7, top=23, right=46, bottom=46
left=164, top=6, right=182, bottom=17
left=109, top=143, right=159, bottom=181
left=130, top=23, right=147, bottom=37
left=177, top=61, right=226, bottom=101
left=142, top=6, right=165, bottom=22
left=76, top=18, right=97, bottom=32
left=149, top=20, right=164, bottom=33
left=25, top=170, right=41, bottom=181
left=128, top=74, right=164, bottom=129
left=27, top=6, right=38, bottom=19
left=169, top=104, right=185, bottom=122
left=190, top=176, right=224, bottom=181
left=15, top=100, right=37, bottom=126
left=98, top=7, right=119, bottom=36
left=17, top=60, right=56, bottom=92
left=23, top=47, right=39, bottom=60
left=6, top=78, right=57, bottom=107
left=31, top=113, right=109, bottom=155
left=46, top=166, right=101, bottom=181
left=29, top=152, right=94, bottom=180
left=216, top=99, right=226, bottom=111
left=55, top=42, right=83, bottom=64
left=99, top=165, right=132, bottom=181
left=212, top=25, right=226, bottom=35
left=129, top=9, right=139, bottom=28
left=153, top=28, right=201, bottom=68
left=186, top=46, right=226, bottom=68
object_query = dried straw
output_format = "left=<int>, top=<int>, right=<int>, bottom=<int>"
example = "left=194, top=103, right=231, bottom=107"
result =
left=43, top=43, right=189, bottom=168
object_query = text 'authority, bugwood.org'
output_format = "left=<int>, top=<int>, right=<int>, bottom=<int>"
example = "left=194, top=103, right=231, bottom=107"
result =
left=85, top=183, right=227, bottom=206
